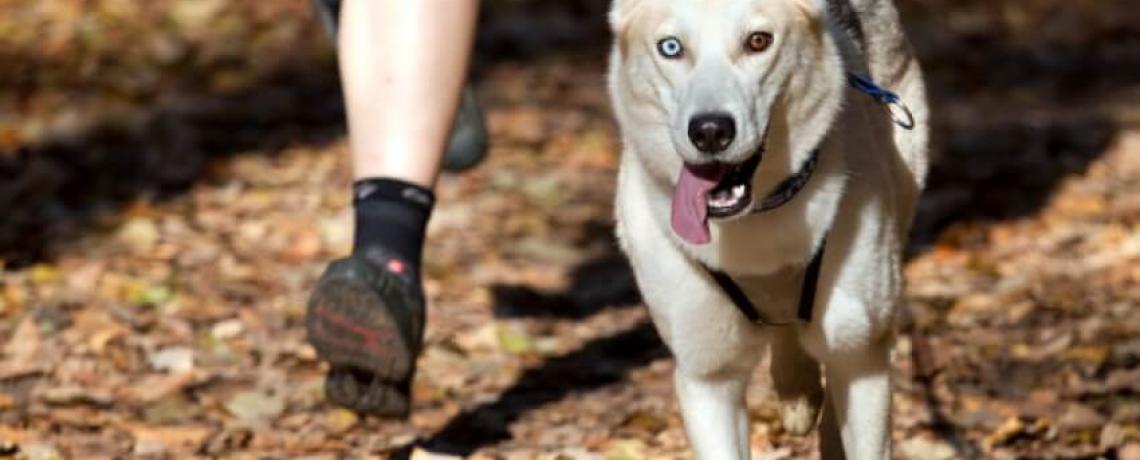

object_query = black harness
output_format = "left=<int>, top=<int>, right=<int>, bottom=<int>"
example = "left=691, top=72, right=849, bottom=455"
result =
left=698, top=73, right=912, bottom=326
left=699, top=149, right=826, bottom=326
left=703, top=244, right=825, bottom=325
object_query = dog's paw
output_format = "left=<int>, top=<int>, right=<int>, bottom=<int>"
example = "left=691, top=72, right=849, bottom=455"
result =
left=780, top=394, right=822, bottom=436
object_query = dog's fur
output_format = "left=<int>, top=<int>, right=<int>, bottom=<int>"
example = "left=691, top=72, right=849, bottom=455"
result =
left=607, top=0, right=928, bottom=458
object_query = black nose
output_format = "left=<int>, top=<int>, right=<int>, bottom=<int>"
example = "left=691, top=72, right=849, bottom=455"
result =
left=688, top=113, right=736, bottom=154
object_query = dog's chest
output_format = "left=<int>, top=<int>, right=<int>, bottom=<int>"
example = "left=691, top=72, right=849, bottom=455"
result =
left=729, top=267, right=808, bottom=323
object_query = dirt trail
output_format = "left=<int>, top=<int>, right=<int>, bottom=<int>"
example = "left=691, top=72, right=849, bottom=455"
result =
left=1, top=1, right=1138, bottom=458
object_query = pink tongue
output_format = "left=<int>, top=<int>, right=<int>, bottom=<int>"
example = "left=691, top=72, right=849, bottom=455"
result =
left=671, top=164, right=727, bottom=245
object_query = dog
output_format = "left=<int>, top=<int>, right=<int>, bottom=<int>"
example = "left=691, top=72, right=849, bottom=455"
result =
left=607, top=0, right=929, bottom=458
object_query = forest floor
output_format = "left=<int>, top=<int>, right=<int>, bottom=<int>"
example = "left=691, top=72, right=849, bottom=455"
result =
left=1, top=1, right=1138, bottom=458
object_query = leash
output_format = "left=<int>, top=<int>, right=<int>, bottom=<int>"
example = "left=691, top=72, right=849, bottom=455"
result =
left=700, top=74, right=908, bottom=326
left=847, top=73, right=915, bottom=130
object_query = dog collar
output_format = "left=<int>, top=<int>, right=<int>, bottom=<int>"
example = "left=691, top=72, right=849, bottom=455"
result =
left=751, top=149, right=819, bottom=214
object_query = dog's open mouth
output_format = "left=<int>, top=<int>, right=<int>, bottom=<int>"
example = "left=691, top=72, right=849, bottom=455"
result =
left=705, top=153, right=762, bottom=218
left=670, top=150, right=763, bottom=245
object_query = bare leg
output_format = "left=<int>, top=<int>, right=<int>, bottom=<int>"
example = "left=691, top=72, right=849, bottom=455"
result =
left=307, top=0, right=481, bottom=417
left=338, top=0, right=479, bottom=185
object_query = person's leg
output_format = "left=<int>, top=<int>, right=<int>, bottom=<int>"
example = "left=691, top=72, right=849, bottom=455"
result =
left=311, top=0, right=487, bottom=172
left=340, top=0, right=478, bottom=184
left=306, top=0, right=480, bottom=417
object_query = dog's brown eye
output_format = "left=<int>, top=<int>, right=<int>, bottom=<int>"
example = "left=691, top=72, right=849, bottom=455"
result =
left=745, top=32, right=773, bottom=53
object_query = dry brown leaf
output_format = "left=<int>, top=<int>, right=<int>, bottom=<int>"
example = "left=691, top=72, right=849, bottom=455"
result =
left=124, top=423, right=212, bottom=454
left=3, top=317, right=41, bottom=364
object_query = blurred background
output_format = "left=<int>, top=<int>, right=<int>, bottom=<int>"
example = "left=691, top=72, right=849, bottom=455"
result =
left=0, top=0, right=1137, bottom=458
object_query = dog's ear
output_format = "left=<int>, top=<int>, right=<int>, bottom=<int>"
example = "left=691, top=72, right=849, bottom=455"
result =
left=609, top=0, right=641, bottom=57
left=791, top=0, right=828, bottom=18
left=608, top=0, right=640, bottom=27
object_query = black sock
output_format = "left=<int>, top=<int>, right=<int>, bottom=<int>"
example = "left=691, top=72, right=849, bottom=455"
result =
left=352, top=178, right=434, bottom=280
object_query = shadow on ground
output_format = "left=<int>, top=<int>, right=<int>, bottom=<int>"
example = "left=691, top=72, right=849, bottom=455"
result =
left=0, top=0, right=615, bottom=269
left=0, top=61, right=347, bottom=267
left=403, top=320, right=666, bottom=456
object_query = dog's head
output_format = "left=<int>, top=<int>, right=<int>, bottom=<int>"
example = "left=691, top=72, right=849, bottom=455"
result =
left=609, top=0, right=845, bottom=244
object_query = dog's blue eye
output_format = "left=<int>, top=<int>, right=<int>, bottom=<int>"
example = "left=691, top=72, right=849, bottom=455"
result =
left=657, top=37, right=684, bottom=58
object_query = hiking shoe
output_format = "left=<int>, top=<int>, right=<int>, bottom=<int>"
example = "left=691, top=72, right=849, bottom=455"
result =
left=443, top=86, right=489, bottom=172
left=310, top=0, right=488, bottom=172
left=305, top=250, right=425, bottom=417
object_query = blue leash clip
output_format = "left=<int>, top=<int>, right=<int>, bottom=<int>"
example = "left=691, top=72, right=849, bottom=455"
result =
left=847, top=73, right=915, bottom=130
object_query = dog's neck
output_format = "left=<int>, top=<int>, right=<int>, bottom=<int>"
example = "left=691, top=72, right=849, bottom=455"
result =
left=676, top=134, right=846, bottom=276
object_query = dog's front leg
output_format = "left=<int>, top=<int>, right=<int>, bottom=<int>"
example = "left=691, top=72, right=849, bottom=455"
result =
left=819, top=392, right=848, bottom=460
left=674, top=365, right=753, bottom=460
left=822, top=342, right=892, bottom=460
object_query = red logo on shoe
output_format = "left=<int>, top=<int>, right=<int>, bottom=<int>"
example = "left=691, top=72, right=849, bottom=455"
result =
left=386, top=259, right=406, bottom=274
left=313, top=305, right=394, bottom=358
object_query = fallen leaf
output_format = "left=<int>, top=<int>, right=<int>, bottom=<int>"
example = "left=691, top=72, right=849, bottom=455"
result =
left=39, top=385, right=115, bottom=407
left=985, top=416, right=1050, bottom=448
left=142, top=396, right=197, bottom=425
left=453, top=323, right=500, bottom=354
left=754, top=447, right=794, bottom=460
left=223, top=391, right=285, bottom=427
left=21, top=443, right=63, bottom=460
left=125, top=372, right=198, bottom=404
left=621, top=411, right=668, bottom=434
left=199, top=428, right=253, bottom=457
left=321, top=408, right=358, bottom=435
left=900, top=436, right=957, bottom=460
left=125, top=424, right=212, bottom=455
left=148, top=347, right=195, bottom=373
left=210, top=319, right=245, bottom=340
left=3, top=317, right=41, bottom=364
left=132, top=436, right=166, bottom=457
left=1058, top=404, right=1106, bottom=432
left=409, top=448, right=463, bottom=460
left=497, top=324, right=534, bottom=355
left=605, top=439, right=647, bottom=460
left=116, top=217, right=160, bottom=254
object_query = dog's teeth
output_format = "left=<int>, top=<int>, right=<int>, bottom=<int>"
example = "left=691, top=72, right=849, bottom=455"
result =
left=732, top=184, right=746, bottom=198
left=709, top=189, right=743, bottom=209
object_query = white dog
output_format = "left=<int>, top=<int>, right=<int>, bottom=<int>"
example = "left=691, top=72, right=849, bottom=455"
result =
left=607, top=0, right=929, bottom=458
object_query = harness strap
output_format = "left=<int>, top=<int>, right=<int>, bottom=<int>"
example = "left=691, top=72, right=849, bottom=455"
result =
left=705, top=268, right=780, bottom=325
left=697, top=74, right=905, bottom=325
left=797, top=239, right=826, bottom=322
left=702, top=240, right=826, bottom=326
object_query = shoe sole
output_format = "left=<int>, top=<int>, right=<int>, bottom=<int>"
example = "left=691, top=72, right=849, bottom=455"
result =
left=324, top=367, right=410, bottom=418
left=306, top=259, right=415, bottom=383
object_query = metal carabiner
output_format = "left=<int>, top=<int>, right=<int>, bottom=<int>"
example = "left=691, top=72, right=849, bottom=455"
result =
left=886, top=99, right=915, bottom=130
